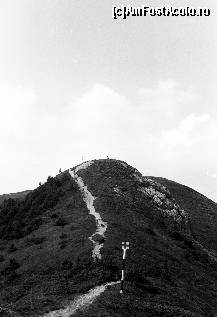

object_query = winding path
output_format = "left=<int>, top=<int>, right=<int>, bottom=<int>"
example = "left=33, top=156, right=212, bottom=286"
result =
left=40, top=162, right=118, bottom=316
left=69, top=161, right=107, bottom=260
left=41, top=281, right=119, bottom=317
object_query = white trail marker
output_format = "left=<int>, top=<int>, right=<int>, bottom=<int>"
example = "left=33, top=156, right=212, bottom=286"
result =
left=120, top=241, right=129, bottom=293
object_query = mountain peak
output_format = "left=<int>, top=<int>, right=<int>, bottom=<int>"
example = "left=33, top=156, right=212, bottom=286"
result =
left=0, top=159, right=217, bottom=316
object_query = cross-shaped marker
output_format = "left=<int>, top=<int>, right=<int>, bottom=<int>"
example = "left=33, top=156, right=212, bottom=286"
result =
left=120, top=241, right=130, bottom=293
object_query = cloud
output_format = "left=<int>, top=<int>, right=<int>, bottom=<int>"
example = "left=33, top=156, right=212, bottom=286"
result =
left=149, top=111, right=217, bottom=201
left=0, top=80, right=198, bottom=157
left=25, top=83, right=130, bottom=155
left=0, top=84, right=36, bottom=139
left=0, top=84, right=37, bottom=192
left=70, top=83, right=129, bottom=135
left=157, top=111, right=217, bottom=169
left=1, top=80, right=217, bottom=202
left=160, top=113, right=211, bottom=149
left=139, top=79, right=198, bottom=127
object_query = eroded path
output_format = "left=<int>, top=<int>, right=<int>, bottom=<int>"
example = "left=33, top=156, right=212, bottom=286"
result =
left=41, top=281, right=119, bottom=317
left=40, top=162, right=117, bottom=316
left=69, top=161, right=107, bottom=260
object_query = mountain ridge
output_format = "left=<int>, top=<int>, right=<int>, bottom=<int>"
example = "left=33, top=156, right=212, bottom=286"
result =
left=0, top=159, right=217, bottom=316
left=0, top=190, right=31, bottom=205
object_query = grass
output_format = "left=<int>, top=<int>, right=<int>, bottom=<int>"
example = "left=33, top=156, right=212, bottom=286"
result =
left=72, top=284, right=200, bottom=317
left=0, top=160, right=217, bottom=316
left=0, top=170, right=97, bottom=316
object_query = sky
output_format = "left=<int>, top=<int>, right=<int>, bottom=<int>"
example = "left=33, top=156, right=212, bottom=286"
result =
left=1, top=0, right=217, bottom=201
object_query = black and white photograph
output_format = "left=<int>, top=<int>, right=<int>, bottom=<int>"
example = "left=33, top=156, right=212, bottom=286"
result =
left=0, top=1, right=216, bottom=316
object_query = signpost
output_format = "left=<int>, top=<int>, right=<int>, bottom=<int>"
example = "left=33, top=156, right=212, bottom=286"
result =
left=120, top=241, right=129, bottom=293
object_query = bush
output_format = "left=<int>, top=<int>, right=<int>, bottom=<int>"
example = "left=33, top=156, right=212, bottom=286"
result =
left=26, top=236, right=46, bottom=246
left=1, top=258, right=20, bottom=276
left=24, top=218, right=43, bottom=236
left=171, top=231, right=184, bottom=241
left=6, top=271, right=20, bottom=282
left=59, top=240, right=68, bottom=249
left=55, top=216, right=68, bottom=227
left=183, top=236, right=195, bottom=249
left=146, top=225, right=156, bottom=235
left=61, top=258, right=74, bottom=270
left=0, top=254, right=4, bottom=262
left=8, top=244, right=17, bottom=253
left=8, top=258, right=20, bottom=270
left=59, top=233, right=67, bottom=239
left=70, top=224, right=77, bottom=231
left=50, top=213, right=58, bottom=219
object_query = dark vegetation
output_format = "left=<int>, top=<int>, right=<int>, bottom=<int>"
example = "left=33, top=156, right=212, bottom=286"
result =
left=0, top=190, right=30, bottom=206
left=8, top=243, right=17, bottom=253
left=26, top=236, right=46, bottom=246
left=0, top=255, right=4, bottom=263
left=54, top=216, right=68, bottom=227
left=74, top=159, right=217, bottom=316
left=0, top=173, right=76, bottom=240
left=1, top=258, right=20, bottom=282
left=0, top=160, right=217, bottom=316
left=152, top=176, right=217, bottom=254
left=0, top=169, right=96, bottom=316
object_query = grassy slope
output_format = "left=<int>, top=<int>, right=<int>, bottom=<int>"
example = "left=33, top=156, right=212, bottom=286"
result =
left=152, top=177, right=217, bottom=254
left=1, top=160, right=217, bottom=316
left=73, top=160, right=217, bottom=317
left=0, top=190, right=31, bottom=206
left=0, top=172, right=98, bottom=316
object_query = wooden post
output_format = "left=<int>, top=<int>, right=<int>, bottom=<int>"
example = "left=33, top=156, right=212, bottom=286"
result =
left=120, top=241, right=129, bottom=293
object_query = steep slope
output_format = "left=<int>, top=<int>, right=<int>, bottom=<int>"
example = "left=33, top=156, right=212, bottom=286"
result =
left=0, top=159, right=217, bottom=316
left=152, top=177, right=217, bottom=254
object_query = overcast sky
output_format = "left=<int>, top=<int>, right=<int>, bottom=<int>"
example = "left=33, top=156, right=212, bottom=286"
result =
left=1, top=0, right=217, bottom=201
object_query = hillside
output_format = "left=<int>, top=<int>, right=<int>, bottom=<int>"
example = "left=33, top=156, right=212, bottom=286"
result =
left=152, top=177, right=217, bottom=255
left=0, top=159, right=217, bottom=316
left=0, top=190, right=31, bottom=205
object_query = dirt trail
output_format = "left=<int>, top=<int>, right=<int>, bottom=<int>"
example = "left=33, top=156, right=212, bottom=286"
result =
left=40, top=162, right=118, bottom=316
left=69, top=161, right=107, bottom=260
left=41, top=281, right=119, bottom=317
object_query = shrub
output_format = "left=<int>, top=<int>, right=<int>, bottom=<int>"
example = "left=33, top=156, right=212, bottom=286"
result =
left=6, top=271, right=20, bottom=282
left=26, top=236, right=46, bottom=246
left=70, top=224, right=77, bottom=231
left=171, top=231, right=184, bottom=241
left=59, top=233, right=67, bottom=239
left=61, top=258, right=74, bottom=270
left=0, top=254, right=4, bottom=262
left=183, top=236, right=195, bottom=249
left=59, top=240, right=68, bottom=249
left=1, top=258, right=20, bottom=276
left=8, top=244, right=17, bottom=253
left=50, top=213, right=58, bottom=219
left=24, top=218, right=43, bottom=236
left=55, top=216, right=68, bottom=227
left=8, top=258, right=20, bottom=270
left=146, top=225, right=156, bottom=235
